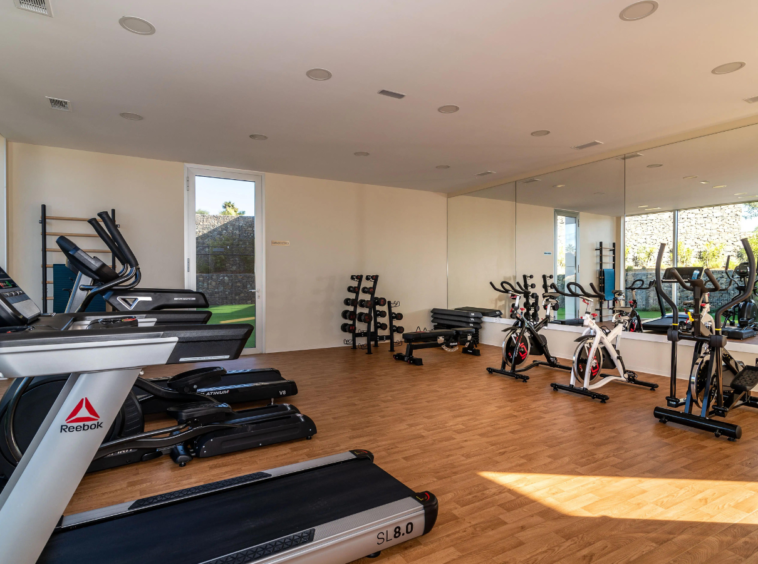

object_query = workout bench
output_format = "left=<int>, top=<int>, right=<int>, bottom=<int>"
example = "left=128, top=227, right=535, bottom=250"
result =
left=393, top=327, right=479, bottom=366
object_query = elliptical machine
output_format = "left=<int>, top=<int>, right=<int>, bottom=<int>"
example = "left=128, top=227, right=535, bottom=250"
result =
left=486, top=275, right=571, bottom=382
left=653, top=240, right=758, bottom=440
left=550, top=281, right=658, bottom=402
left=61, top=211, right=208, bottom=312
left=723, top=260, right=758, bottom=339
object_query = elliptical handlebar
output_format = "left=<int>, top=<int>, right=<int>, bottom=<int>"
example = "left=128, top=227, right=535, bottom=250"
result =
left=715, top=239, right=756, bottom=330
left=97, top=211, right=139, bottom=268
left=655, top=243, right=680, bottom=322
left=87, top=218, right=128, bottom=273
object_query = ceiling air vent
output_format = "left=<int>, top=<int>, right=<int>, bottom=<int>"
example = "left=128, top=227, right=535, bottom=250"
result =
left=522, top=178, right=541, bottom=184
left=573, top=140, right=604, bottom=150
left=745, top=96, right=758, bottom=104
left=378, top=90, right=406, bottom=99
left=46, top=97, right=70, bottom=111
left=14, top=0, right=53, bottom=16
left=618, top=152, right=643, bottom=160
left=476, top=171, right=495, bottom=177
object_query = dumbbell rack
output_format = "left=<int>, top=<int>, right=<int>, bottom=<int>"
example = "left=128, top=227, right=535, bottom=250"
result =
left=341, top=274, right=403, bottom=354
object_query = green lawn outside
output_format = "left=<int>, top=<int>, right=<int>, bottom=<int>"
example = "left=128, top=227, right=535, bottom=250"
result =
left=200, top=304, right=256, bottom=348
left=557, top=308, right=662, bottom=320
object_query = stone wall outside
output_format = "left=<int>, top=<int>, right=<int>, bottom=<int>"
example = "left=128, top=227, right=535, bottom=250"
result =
left=195, top=214, right=255, bottom=307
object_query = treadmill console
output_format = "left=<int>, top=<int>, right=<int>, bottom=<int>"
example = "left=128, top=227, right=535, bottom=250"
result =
left=0, top=267, right=40, bottom=327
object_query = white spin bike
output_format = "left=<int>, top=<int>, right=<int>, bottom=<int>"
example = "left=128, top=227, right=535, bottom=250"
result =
left=549, top=281, right=659, bottom=402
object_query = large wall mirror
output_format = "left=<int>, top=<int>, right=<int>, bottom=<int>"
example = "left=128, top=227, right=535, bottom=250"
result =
left=624, top=124, right=758, bottom=329
left=447, top=123, right=758, bottom=334
left=448, top=183, right=515, bottom=312
left=514, top=159, right=625, bottom=323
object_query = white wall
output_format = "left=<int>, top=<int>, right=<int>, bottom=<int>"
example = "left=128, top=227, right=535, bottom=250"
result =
left=448, top=195, right=515, bottom=311
left=0, top=135, right=6, bottom=270
left=515, top=202, right=554, bottom=277
left=265, top=173, right=448, bottom=352
left=8, top=143, right=185, bottom=308
left=7, top=143, right=448, bottom=354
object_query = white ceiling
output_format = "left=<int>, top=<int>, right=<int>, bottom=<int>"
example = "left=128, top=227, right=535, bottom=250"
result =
left=1, top=0, right=757, bottom=193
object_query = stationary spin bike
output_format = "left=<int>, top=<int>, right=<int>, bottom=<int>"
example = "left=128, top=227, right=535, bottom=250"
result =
left=550, top=281, right=658, bottom=402
left=653, top=240, right=758, bottom=440
left=486, top=275, right=572, bottom=382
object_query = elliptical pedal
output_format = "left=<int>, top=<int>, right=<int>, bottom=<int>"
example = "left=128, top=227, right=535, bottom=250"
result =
left=730, top=366, right=758, bottom=393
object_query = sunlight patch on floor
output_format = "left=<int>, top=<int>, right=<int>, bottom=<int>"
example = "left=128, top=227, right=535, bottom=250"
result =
left=480, top=471, right=758, bottom=523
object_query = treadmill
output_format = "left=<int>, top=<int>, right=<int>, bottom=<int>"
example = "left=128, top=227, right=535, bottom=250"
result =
left=641, top=283, right=689, bottom=333
left=57, top=211, right=298, bottom=406
left=0, top=268, right=438, bottom=564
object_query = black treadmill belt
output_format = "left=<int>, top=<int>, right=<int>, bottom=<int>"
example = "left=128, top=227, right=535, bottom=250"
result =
left=39, top=458, right=415, bottom=564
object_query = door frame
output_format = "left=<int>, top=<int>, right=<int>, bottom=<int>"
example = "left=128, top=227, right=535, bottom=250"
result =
left=184, top=164, right=266, bottom=354
left=554, top=209, right=580, bottom=319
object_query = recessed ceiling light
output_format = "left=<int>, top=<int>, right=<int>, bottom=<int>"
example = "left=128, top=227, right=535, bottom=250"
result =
left=118, top=16, right=156, bottom=35
left=618, top=153, right=643, bottom=160
left=683, top=175, right=698, bottom=179
left=712, top=62, right=746, bottom=75
left=306, top=68, right=332, bottom=81
left=249, top=134, right=268, bottom=140
left=619, top=1, right=658, bottom=21
left=522, top=178, right=541, bottom=184
left=734, top=192, right=746, bottom=196
left=531, top=130, right=550, bottom=137
left=647, top=164, right=663, bottom=168
left=746, top=96, right=758, bottom=104
left=573, top=140, right=604, bottom=150
left=438, top=105, right=460, bottom=114
left=553, top=184, right=565, bottom=188
left=713, top=185, right=727, bottom=189
left=700, top=181, right=710, bottom=185
left=639, top=205, right=649, bottom=208
left=648, top=207, right=662, bottom=211
left=119, top=112, right=143, bottom=121
left=435, top=165, right=450, bottom=170
left=354, top=151, right=369, bottom=157
left=476, top=171, right=494, bottom=176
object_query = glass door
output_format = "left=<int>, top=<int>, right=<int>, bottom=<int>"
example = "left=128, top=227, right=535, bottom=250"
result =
left=185, top=166, right=264, bottom=352
left=555, top=210, right=579, bottom=320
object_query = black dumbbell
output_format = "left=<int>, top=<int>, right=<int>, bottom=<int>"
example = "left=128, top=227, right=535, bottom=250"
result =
left=373, top=297, right=387, bottom=307
left=344, top=298, right=357, bottom=307
left=341, top=323, right=356, bottom=333
left=350, top=275, right=362, bottom=281
left=357, top=312, right=372, bottom=323
left=392, top=325, right=405, bottom=334
left=391, top=312, right=403, bottom=321
left=361, top=287, right=375, bottom=295
left=341, top=310, right=356, bottom=321
left=358, top=299, right=373, bottom=308
left=365, top=275, right=379, bottom=281
left=375, top=310, right=387, bottom=318
left=376, top=322, right=388, bottom=331
left=347, top=286, right=359, bottom=293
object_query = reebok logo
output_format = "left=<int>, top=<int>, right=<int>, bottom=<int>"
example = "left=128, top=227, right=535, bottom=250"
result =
left=60, top=398, right=104, bottom=433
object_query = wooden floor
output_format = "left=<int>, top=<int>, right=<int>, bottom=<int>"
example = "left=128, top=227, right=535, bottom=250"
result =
left=26, top=344, right=758, bottom=563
